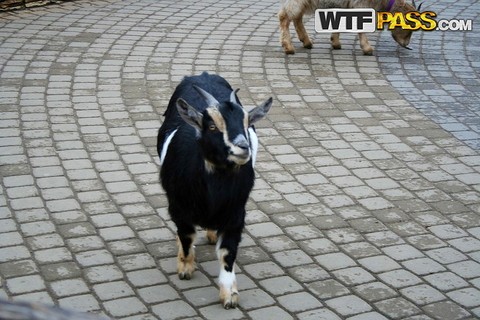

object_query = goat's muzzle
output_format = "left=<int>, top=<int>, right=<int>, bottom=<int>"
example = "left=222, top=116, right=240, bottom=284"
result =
left=228, top=138, right=251, bottom=165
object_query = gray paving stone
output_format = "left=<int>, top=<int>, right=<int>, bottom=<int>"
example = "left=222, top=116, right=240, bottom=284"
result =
left=6, top=274, right=46, bottom=294
left=326, top=295, right=372, bottom=316
left=401, top=258, right=446, bottom=276
left=103, top=297, right=148, bottom=318
left=248, top=306, right=293, bottom=320
left=332, top=267, right=376, bottom=286
left=315, top=252, right=356, bottom=271
left=400, top=284, right=446, bottom=305
left=233, top=288, right=274, bottom=310
left=277, top=292, right=323, bottom=313
left=151, top=300, right=197, bottom=320
left=353, top=282, right=398, bottom=302
left=423, top=301, right=471, bottom=320
left=424, top=272, right=470, bottom=291
left=58, top=294, right=101, bottom=313
left=50, top=278, right=90, bottom=298
left=378, top=269, right=423, bottom=288
left=375, top=297, right=422, bottom=318
left=199, top=304, right=245, bottom=320
left=297, top=308, right=342, bottom=320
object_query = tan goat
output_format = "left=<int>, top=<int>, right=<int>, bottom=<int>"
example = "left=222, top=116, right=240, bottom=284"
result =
left=279, top=0, right=419, bottom=55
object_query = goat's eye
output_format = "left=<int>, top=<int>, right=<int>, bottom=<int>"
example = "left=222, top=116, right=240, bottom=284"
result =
left=209, top=124, right=217, bottom=131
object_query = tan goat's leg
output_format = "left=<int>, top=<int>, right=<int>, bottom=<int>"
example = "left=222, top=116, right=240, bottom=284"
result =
left=358, top=33, right=373, bottom=55
left=279, top=9, right=296, bottom=54
left=331, top=32, right=341, bottom=49
left=294, top=16, right=312, bottom=49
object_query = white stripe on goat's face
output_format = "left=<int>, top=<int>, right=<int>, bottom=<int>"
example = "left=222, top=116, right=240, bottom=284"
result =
left=205, top=102, right=251, bottom=166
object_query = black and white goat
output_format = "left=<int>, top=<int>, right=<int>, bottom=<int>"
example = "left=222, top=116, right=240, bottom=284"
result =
left=157, top=72, right=272, bottom=309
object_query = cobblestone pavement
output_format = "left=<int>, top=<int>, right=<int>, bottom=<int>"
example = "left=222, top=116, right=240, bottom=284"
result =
left=1, top=0, right=479, bottom=319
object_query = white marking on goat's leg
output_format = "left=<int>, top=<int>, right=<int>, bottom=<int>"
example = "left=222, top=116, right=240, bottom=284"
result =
left=177, top=233, right=196, bottom=280
left=294, top=16, right=312, bottom=49
left=358, top=33, right=373, bottom=55
left=278, top=9, right=295, bottom=54
left=206, top=229, right=217, bottom=244
left=219, top=267, right=238, bottom=309
left=331, top=33, right=341, bottom=50
left=216, top=245, right=239, bottom=309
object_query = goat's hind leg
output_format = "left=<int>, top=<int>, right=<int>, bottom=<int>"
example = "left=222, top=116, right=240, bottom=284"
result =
left=176, top=224, right=196, bottom=280
left=216, top=231, right=242, bottom=309
left=331, top=32, right=341, bottom=49
left=294, top=16, right=312, bottom=49
left=358, top=33, right=373, bottom=55
left=206, top=229, right=218, bottom=244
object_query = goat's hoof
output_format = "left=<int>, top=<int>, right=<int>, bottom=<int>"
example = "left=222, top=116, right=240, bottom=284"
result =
left=332, top=44, right=342, bottom=50
left=303, top=42, right=313, bottom=49
left=282, top=44, right=295, bottom=54
left=362, top=48, right=374, bottom=55
left=177, top=262, right=195, bottom=280
left=178, top=271, right=192, bottom=280
left=222, top=292, right=239, bottom=309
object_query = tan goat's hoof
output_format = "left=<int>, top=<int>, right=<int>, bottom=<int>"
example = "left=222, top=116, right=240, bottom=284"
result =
left=303, top=42, right=313, bottom=49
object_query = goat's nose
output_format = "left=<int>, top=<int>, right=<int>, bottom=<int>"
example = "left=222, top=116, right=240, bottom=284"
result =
left=235, top=140, right=249, bottom=150
left=233, top=135, right=249, bottom=150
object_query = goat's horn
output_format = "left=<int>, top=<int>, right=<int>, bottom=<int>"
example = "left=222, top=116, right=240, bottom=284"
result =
left=412, top=0, right=423, bottom=10
left=193, top=85, right=220, bottom=106
left=230, top=88, right=240, bottom=104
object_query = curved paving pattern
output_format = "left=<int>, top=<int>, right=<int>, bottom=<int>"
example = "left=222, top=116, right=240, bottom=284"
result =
left=377, top=0, right=480, bottom=149
left=1, top=0, right=479, bottom=319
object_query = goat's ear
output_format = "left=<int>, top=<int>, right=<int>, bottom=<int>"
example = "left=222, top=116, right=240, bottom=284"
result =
left=177, top=98, right=203, bottom=130
left=248, top=97, right=272, bottom=125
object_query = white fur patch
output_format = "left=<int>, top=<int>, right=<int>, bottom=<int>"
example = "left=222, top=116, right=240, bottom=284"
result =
left=160, top=129, right=178, bottom=166
left=248, top=127, right=258, bottom=168
left=219, top=268, right=236, bottom=288
left=215, top=235, right=237, bottom=288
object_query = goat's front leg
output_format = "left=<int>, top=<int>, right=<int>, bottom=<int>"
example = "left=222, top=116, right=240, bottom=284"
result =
left=279, top=8, right=296, bottom=54
left=176, top=224, right=196, bottom=280
left=331, top=32, right=341, bottom=49
left=358, top=33, right=373, bottom=55
left=216, top=230, right=242, bottom=309
left=294, top=16, right=312, bottom=49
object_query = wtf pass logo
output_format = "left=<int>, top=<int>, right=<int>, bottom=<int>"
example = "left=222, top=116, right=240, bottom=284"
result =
left=315, top=9, right=472, bottom=33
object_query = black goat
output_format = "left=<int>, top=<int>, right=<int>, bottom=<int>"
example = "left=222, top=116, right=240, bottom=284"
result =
left=157, top=72, right=272, bottom=309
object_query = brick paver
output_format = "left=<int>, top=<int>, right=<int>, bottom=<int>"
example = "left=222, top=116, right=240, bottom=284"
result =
left=1, top=0, right=479, bottom=319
